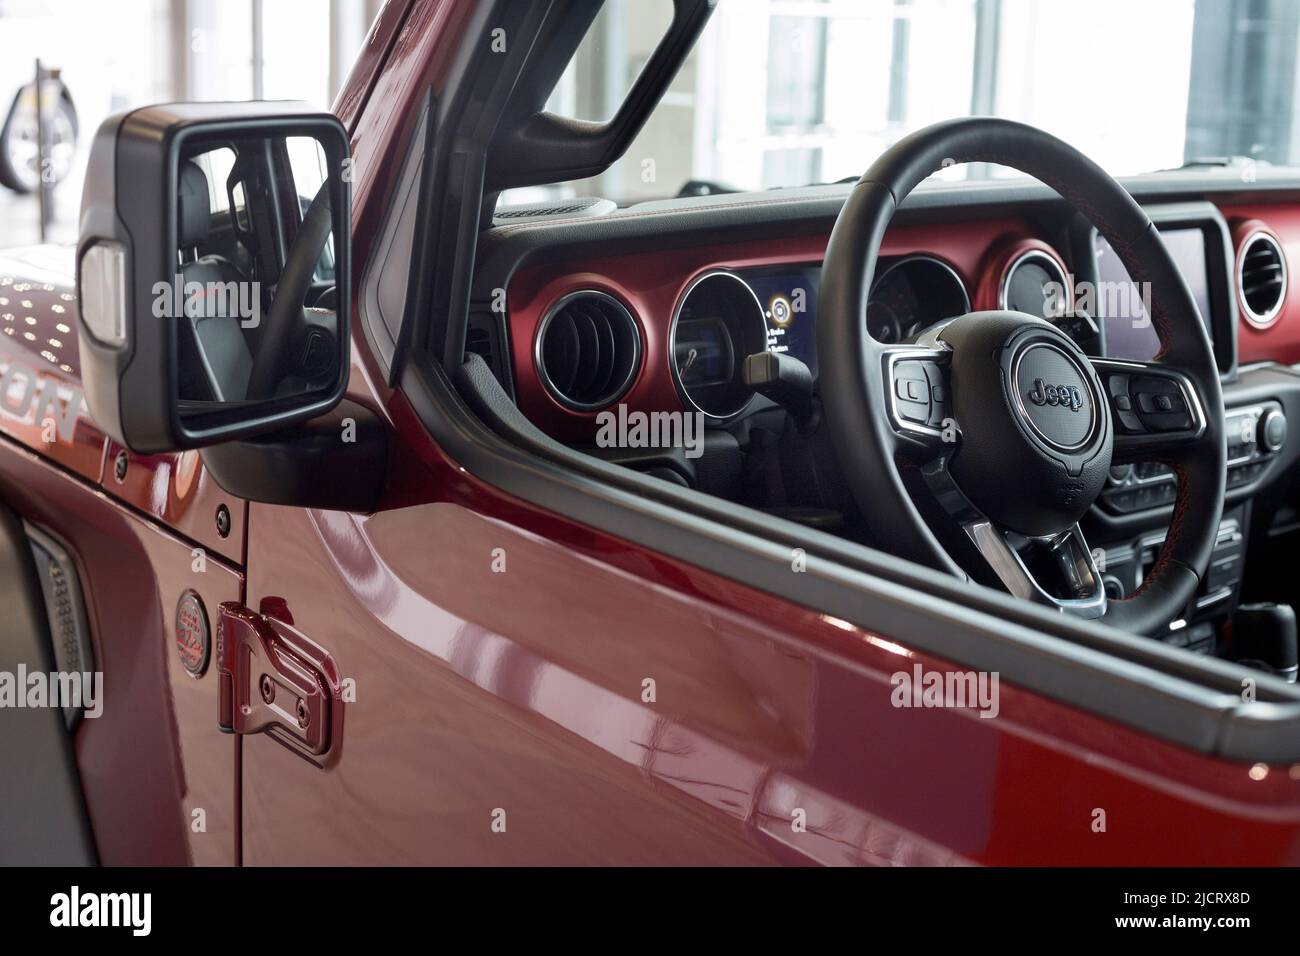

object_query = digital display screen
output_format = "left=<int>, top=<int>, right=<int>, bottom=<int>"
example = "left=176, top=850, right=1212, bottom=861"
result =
left=1095, top=226, right=1213, bottom=361
left=746, top=267, right=822, bottom=378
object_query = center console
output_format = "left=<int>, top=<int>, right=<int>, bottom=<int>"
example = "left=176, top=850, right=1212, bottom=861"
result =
left=1102, top=401, right=1288, bottom=514
left=1092, top=400, right=1289, bottom=651
left=1073, top=195, right=1299, bottom=649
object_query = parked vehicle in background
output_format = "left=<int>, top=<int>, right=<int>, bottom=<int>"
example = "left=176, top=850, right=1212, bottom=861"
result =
left=0, top=75, right=78, bottom=193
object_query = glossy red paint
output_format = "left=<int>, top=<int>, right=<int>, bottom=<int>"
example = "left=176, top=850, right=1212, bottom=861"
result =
left=331, top=0, right=412, bottom=132
left=0, top=246, right=105, bottom=483
left=507, top=218, right=1031, bottom=442
left=1218, top=202, right=1300, bottom=365
left=239, top=388, right=1300, bottom=865
left=0, top=247, right=247, bottom=565
left=346, top=0, right=476, bottom=320
left=102, top=442, right=245, bottom=566
left=0, top=434, right=241, bottom=865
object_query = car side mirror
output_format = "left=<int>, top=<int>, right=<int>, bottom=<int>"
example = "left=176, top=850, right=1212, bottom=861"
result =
left=75, top=101, right=350, bottom=454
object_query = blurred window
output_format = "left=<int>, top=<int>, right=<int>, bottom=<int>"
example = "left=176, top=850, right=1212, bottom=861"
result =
left=504, top=0, right=1300, bottom=206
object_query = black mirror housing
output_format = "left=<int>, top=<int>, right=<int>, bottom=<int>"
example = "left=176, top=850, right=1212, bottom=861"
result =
left=76, top=101, right=351, bottom=454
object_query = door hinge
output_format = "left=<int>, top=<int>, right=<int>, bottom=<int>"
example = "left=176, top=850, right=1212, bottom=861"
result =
left=216, top=601, right=342, bottom=767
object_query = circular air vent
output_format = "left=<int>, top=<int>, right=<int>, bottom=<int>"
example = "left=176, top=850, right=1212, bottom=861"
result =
left=1238, top=231, right=1287, bottom=328
left=535, top=290, right=642, bottom=411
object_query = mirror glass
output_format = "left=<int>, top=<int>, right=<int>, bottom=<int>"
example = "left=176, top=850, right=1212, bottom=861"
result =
left=169, top=130, right=344, bottom=428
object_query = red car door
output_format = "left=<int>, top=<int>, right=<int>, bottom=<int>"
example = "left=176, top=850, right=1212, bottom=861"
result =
left=232, top=377, right=1300, bottom=865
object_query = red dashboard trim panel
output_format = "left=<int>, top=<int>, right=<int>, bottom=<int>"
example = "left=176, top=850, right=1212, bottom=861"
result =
left=1221, top=203, right=1300, bottom=365
left=508, top=218, right=1037, bottom=442
left=511, top=200, right=1300, bottom=434
left=972, top=236, right=1073, bottom=314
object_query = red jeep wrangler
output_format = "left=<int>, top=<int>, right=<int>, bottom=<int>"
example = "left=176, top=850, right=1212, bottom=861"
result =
left=3, top=0, right=1299, bottom=868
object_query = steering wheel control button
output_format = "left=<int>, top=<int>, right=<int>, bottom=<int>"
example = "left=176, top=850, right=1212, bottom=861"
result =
left=1131, top=375, right=1193, bottom=432
left=891, top=358, right=936, bottom=426
left=1104, top=374, right=1145, bottom=433
left=921, top=361, right=951, bottom=427
left=1261, top=407, right=1288, bottom=452
left=896, top=375, right=926, bottom=402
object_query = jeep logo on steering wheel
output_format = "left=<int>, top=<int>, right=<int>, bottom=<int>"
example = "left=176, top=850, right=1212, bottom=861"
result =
left=1026, top=378, right=1084, bottom=412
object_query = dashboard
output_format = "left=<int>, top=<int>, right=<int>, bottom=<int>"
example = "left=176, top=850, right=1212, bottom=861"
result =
left=648, top=209, right=1239, bottom=422
left=485, top=181, right=1300, bottom=448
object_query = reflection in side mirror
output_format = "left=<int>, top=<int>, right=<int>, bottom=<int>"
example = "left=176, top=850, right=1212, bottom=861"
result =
left=172, top=135, right=339, bottom=419
left=75, top=102, right=350, bottom=453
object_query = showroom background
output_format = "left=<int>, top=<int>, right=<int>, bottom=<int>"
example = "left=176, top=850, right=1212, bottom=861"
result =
left=1, top=0, right=1297, bottom=246
left=0, top=0, right=377, bottom=246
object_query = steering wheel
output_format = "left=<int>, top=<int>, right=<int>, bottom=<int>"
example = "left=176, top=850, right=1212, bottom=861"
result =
left=246, top=180, right=334, bottom=400
left=818, top=118, right=1225, bottom=635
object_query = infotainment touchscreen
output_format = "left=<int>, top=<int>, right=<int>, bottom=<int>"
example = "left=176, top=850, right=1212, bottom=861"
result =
left=1095, top=227, right=1213, bottom=362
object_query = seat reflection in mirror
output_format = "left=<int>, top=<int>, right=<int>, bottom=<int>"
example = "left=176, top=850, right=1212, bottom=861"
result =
left=166, top=135, right=342, bottom=414
left=152, top=270, right=260, bottom=330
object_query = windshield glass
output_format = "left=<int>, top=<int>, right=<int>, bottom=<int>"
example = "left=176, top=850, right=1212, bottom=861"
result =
left=502, top=0, right=1299, bottom=209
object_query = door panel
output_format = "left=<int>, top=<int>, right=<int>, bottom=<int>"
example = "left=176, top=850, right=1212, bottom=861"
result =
left=242, top=473, right=1300, bottom=865
left=102, top=442, right=246, bottom=567
left=242, top=502, right=774, bottom=864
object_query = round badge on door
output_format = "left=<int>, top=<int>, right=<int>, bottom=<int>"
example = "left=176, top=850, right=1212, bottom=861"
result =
left=174, top=590, right=210, bottom=678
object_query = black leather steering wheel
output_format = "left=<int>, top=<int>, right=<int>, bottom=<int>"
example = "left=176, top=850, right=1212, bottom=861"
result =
left=246, top=180, right=334, bottom=400
left=818, top=118, right=1225, bottom=634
